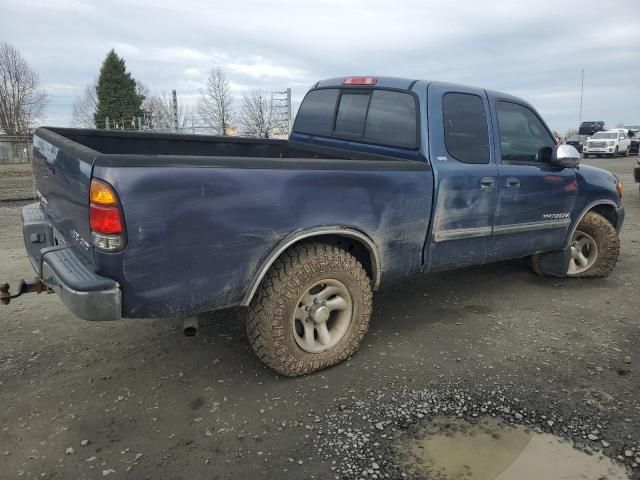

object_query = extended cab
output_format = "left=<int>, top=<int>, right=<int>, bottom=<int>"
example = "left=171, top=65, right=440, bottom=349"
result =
left=2, top=76, right=625, bottom=376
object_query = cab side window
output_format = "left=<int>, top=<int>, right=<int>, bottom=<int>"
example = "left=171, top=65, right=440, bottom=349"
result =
left=442, top=93, right=490, bottom=164
left=496, top=101, right=555, bottom=163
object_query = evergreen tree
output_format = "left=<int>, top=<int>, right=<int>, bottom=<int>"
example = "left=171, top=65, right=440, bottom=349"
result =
left=94, top=50, right=143, bottom=129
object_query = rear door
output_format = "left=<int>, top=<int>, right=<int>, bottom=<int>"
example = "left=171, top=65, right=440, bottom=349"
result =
left=426, top=84, right=498, bottom=269
left=488, top=98, right=577, bottom=260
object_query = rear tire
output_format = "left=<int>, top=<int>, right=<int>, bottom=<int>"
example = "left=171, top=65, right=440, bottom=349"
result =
left=247, top=243, right=372, bottom=376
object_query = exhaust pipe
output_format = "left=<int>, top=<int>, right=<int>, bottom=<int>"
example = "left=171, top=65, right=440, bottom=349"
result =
left=183, top=316, right=199, bottom=337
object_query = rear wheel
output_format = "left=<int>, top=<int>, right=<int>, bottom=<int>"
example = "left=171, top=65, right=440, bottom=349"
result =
left=247, top=243, right=372, bottom=376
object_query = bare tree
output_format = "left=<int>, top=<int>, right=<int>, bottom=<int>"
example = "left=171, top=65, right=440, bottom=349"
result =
left=71, top=80, right=98, bottom=128
left=0, top=42, right=48, bottom=135
left=143, top=90, right=195, bottom=132
left=197, top=67, right=233, bottom=135
left=238, top=89, right=278, bottom=138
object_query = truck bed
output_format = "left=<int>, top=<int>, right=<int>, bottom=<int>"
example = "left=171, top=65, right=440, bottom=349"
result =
left=31, top=127, right=434, bottom=318
left=42, top=127, right=418, bottom=164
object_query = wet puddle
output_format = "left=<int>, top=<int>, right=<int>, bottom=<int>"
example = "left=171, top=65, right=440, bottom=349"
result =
left=401, top=418, right=629, bottom=479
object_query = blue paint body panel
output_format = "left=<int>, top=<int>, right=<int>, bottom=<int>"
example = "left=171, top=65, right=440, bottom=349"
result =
left=31, top=132, right=95, bottom=262
left=92, top=165, right=432, bottom=317
left=26, top=76, right=625, bottom=320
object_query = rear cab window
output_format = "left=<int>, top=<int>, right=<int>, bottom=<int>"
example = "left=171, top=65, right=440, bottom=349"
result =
left=335, top=93, right=369, bottom=136
left=292, top=89, right=340, bottom=136
left=293, top=88, right=419, bottom=149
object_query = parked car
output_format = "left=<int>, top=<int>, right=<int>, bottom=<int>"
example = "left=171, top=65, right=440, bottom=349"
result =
left=578, top=121, right=605, bottom=136
left=623, top=125, right=640, bottom=155
left=1, top=76, right=625, bottom=376
left=583, top=129, right=632, bottom=158
left=565, top=134, right=589, bottom=153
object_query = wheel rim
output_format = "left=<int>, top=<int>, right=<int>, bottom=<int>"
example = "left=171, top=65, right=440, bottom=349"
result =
left=567, top=230, right=598, bottom=275
left=292, top=279, right=353, bottom=354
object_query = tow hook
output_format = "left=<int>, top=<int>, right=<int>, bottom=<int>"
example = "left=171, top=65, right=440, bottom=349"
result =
left=0, top=279, right=52, bottom=305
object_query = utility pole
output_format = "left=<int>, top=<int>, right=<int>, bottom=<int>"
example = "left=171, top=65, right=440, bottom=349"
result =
left=286, top=88, right=292, bottom=135
left=271, top=88, right=292, bottom=136
left=579, top=68, right=584, bottom=127
left=172, top=90, right=179, bottom=132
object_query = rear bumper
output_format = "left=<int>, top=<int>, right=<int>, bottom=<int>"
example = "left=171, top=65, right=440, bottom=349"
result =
left=22, top=203, right=121, bottom=321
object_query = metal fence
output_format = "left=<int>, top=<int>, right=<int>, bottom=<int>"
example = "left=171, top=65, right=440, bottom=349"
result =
left=0, top=135, right=32, bottom=163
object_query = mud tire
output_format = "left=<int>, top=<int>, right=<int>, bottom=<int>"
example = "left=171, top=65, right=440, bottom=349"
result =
left=531, top=211, right=619, bottom=278
left=247, top=243, right=372, bottom=376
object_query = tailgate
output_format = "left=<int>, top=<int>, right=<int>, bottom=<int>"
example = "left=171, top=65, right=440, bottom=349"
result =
left=31, top=128, right=98, bottom=259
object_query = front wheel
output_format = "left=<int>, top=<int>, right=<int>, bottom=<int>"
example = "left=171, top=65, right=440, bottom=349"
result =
left=568, top=211, right=620, bottom=277
left=532, top=211, right=619, bottom=278
left=247, top=243, right=372, bottom=376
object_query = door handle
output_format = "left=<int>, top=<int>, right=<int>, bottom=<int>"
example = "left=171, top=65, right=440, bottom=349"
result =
left=506, top=177, right=520, bottom=188
left=480, top=177, right=495, bottom=189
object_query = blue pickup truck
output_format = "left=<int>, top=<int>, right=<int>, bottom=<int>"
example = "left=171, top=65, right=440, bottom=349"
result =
left=2, top=76, right=625, bottom=376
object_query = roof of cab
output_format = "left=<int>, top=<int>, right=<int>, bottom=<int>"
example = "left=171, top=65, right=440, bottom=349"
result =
left=315, top=76, right=421, bottom=90
left=313, top=76, right=535, bottom=110
left=315, top=76, right=522, bottom=98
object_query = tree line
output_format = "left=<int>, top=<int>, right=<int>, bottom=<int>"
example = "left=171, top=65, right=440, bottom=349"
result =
left=0, top=43, right=287, bottom=138
left=71, top=49, right=287, bottom=137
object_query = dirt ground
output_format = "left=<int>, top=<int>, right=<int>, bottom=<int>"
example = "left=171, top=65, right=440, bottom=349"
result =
left=0, top=163, right=33, bottom=202
left=0, top=157, right=639, bottom=479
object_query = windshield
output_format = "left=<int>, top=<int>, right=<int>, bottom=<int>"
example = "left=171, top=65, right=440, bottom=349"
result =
left=591, top=132, right=618, bottom=139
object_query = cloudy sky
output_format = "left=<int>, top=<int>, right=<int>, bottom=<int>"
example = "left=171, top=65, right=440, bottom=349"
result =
left=2, top=0, right=639, bottom=133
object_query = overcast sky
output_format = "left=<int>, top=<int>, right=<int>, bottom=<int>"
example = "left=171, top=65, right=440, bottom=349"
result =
left=2, top=0, right=639, bottom=133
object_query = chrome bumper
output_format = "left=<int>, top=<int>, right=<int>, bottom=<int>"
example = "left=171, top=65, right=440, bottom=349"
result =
left=21, top=203, right=121, bottom=321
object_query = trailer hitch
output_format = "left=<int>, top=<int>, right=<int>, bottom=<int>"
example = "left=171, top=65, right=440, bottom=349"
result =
left=0, top=279, right=52, bottom=305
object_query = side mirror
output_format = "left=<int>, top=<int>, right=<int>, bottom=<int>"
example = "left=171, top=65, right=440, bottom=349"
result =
left=551, top=144, right=580, bottom=168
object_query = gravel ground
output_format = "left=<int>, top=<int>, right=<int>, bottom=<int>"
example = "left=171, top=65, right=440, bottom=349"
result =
left=0, top=157, right=639, bottom=479
left=0, top=163, right=33, bottom=202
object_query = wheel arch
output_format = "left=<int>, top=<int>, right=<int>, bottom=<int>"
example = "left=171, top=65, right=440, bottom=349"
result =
left=567, top=200, right=618, bottom=246
left=240, top=227, right=381, bottom=306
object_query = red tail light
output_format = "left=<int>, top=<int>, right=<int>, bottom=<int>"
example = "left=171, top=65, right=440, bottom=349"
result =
left=343, top=76, right=377, bottom=85
left=89, top=179, right=124, bottom=249
left=90, top=204, right=123, bottom=234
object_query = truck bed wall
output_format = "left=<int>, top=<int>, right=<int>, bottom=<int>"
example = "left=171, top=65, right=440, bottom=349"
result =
left=92, top=162, right=433, bottom=318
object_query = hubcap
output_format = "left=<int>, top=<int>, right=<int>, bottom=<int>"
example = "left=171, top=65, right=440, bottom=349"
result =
left=292, top=279, right=353, bottom=353
left=568, top=230, right=598, bottom=275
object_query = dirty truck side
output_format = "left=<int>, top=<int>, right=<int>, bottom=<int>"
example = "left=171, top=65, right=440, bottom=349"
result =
left=2, top=76, right=625, bottom=376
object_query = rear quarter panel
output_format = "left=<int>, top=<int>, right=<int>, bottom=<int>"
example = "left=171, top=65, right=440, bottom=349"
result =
left=92, top=164, right=433, bottom=318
